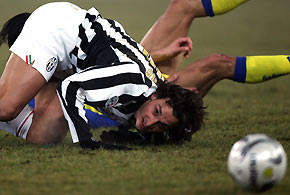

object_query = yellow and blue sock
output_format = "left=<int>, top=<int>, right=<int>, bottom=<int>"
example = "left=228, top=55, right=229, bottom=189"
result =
left=202, top=0, right=249, bottom=16
left=234, top=55, right=290, bottom=83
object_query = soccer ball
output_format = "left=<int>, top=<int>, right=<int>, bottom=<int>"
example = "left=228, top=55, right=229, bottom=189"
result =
left=227, top=134, right=287, bottom=191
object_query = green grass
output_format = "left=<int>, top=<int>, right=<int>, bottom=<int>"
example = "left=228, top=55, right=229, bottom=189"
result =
left=0, top=0, right=290, bottom=194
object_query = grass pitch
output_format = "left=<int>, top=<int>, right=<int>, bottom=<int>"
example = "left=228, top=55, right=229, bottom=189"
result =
left=0, top=0, right=290, bottom=194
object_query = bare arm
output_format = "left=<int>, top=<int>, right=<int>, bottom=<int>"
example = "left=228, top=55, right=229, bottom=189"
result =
left=150, top=37, right=192, bottom=64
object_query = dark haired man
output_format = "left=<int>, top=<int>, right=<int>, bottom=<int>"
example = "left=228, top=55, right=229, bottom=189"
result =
left=0, top=2, right=204, bottom=150
left=57, top=72, right=205, bottom=149
left=1, top=0, right=288, bottom=149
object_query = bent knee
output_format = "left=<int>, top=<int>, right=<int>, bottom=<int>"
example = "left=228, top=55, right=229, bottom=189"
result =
left=27, top=130, right=66, bottom=145
left=170, top=0, right=196, bottom=15
left=27, top=111, right=68, bottom=145
left=27, top=137, right=61, bottom=145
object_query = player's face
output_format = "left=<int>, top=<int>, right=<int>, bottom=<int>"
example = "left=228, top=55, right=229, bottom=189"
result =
left=134, top=95, right=178, bottom=133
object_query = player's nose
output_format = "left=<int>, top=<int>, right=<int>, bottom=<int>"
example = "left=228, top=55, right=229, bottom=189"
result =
left=144, top=116, right=158, bottom=127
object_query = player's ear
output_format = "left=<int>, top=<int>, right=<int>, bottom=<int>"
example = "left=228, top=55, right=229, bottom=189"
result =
left=150, top=93, right=157, bottom=100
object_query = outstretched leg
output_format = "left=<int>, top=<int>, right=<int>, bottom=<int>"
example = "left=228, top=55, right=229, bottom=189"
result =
left=141, top=0, right=249, bottom=75
left=169, top=54, right=290, bottom=97
left=169, top=54, right=236, bottom=97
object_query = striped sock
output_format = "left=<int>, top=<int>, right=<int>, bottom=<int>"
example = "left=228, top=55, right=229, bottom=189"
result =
left=233, top=55, right=290, bottom=83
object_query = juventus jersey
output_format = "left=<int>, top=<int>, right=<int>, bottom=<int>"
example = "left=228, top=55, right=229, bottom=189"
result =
left=10, top=2, right=87, bottom=81
left=56, top=6, right=164, bottom=143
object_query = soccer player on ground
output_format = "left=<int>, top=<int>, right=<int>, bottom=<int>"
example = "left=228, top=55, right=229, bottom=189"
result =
left=0, top=0, right=289, bottom=147
left=0, top=2, right=205, bottom=149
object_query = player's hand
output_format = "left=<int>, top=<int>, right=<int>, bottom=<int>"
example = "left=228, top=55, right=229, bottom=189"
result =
left=151, top=37, right=192, bottom=63
left=167, top=37, right=192, bottom=59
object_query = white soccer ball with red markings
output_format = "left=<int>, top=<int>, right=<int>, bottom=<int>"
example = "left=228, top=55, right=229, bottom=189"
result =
left=227, top=134, right=287, bottom=191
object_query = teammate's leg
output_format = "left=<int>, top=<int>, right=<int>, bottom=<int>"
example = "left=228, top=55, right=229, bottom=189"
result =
left=141, top=0, right=250, bottom=75
left=26, top=81, right=68, bottom=144
left=25, top=80, right=119, bottom=144
left=0, top=78, right=120, bottom=144
left=0, top=81, right=68, bottom=144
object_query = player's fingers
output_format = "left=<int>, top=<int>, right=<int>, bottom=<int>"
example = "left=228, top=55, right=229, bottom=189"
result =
left=184, top=48, right=191, bottom=58
left=181, top=47, right=192, bottom=58
left=187, top=37, right=193, bottom=50
left=178, top=37, right=192, bottom=47
left=179, top=37, right=192, bottom=58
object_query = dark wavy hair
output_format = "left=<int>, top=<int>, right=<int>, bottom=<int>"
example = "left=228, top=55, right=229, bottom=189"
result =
left=0, top=12, right=31, bottom=47
left=154, top=80, right=206, bottom=143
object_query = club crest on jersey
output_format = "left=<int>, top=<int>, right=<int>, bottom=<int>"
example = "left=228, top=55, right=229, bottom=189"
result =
left=46, top=57, right=58, bottom=72
left=105, top=96, right=119, bottom=108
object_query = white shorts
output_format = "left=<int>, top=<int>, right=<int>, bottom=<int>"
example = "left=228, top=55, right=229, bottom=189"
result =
left=10, top=2, right=87, bottom=81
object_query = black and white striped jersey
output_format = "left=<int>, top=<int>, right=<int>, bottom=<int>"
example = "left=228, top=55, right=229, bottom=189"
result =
left=57, top=7, right=164, bottom=144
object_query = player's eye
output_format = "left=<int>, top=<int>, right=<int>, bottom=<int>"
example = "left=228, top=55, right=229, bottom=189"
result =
left=154, top=107, right=159, bottom=115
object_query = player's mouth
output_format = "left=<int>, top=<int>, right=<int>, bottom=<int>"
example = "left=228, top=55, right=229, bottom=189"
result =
left=137, top=119, right=146, bottom=130
left=140, top=120, right=145, bottom=130
left=140, top=121, right=145, bottom=129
